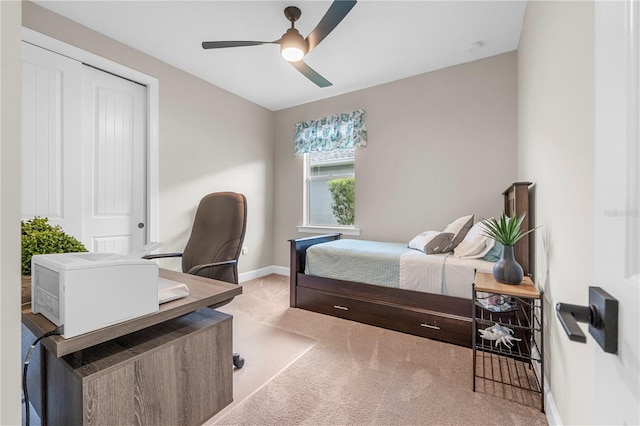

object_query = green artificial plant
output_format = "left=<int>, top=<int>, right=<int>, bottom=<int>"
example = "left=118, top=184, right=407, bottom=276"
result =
left=21, top=217, right=88, bottom=276
left=480, top=213, right=537, bottom=246
left=327, top=177, right=355, bottom=225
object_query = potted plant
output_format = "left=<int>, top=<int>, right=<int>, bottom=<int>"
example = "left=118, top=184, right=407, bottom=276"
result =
left=480, top=213, right=537, bottom=284
left=21, top=217, right=87, bottom=303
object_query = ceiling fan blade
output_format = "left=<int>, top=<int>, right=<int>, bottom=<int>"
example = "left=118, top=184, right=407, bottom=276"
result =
left=202, top=40, right=277, bottom=49
left=305, top=0, right=357, bottom=53
left=290, top=61, right=332, bottom=88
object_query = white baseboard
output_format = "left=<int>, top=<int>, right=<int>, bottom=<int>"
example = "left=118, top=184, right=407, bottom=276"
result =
left=270, top=265, right=289, bottom=276
left=545, top=386, right=562, bottom=425
left=238, top=265, right=288, bottom=282
left=528, top=340, right=562, bottom=425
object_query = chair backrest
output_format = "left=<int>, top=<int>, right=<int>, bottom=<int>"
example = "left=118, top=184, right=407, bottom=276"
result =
left=182, top=192, right=247, bottom=283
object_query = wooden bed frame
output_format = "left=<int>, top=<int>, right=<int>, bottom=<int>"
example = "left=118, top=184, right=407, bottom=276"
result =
left=289, top=182, right=533, bottom=348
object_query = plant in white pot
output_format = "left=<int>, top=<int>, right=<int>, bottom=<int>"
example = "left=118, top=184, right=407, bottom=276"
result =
left=481, top=213, right=537, bottom=285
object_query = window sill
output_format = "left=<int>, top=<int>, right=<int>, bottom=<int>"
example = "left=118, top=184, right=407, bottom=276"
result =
left=297, top=225, right=361, bottom=236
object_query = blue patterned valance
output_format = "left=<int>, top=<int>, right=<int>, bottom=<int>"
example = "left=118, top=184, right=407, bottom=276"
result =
left=294, top=109, right=367, bottom=155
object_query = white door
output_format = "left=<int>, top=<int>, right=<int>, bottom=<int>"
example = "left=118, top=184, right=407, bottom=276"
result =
left=22, top=42, right=148, bottom=255
left=21, top=42, right=83, bottom=238
left=82, top=65, right=147, bottom=255
left=594, top=1, right=640, bottom=424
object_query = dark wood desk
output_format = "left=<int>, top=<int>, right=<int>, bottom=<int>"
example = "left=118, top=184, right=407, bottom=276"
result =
left=22, top=269, right=242, bottom=425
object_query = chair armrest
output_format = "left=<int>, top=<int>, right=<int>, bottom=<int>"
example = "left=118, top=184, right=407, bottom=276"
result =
left=187, top=259, right=237, bottom=276
left=142, top=252, right=183, bottom=260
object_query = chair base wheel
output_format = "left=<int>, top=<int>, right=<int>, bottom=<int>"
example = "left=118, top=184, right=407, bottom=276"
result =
left=233, top=353, right=245, bottom=369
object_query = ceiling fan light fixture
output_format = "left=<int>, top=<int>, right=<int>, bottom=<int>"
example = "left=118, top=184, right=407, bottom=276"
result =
left=280, top=28, right=307, bottom=62
left=201, top=2, right=356, bottom=87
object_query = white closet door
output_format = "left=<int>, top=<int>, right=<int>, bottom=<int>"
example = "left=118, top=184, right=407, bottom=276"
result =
left=21, top=42, right=83, bottom=238
left=82, top=65, right=147, bottom=255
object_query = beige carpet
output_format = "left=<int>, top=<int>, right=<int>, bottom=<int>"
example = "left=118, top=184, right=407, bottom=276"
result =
left=210, top=274, right=548, bottom=426
left=204, top=315, right=316, bottom=423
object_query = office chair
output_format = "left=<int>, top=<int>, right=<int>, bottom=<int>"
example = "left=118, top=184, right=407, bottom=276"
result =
left=145, top=191, right=247, bottom=368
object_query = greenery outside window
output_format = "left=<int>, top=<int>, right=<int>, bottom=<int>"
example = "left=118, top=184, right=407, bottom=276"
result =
left=304, top=148, right=355, bottom=227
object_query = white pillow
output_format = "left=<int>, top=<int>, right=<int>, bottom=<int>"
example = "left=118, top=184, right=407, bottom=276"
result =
left=408, top=231, right=454, bottom=254
left=453, top=220, right=496, bottom=259
left=441, top=214, right=474, bottom=252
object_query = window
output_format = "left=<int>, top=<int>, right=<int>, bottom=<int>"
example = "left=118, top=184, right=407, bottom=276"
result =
left=294, top=109, right=366, bottom=234
left=305, top=148, right=355, bottom=226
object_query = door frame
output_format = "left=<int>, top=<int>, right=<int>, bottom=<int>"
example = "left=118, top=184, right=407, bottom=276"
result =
left=21, top=27, right=160, bottom=244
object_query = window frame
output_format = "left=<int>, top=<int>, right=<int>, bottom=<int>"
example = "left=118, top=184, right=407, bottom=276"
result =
left=298, top=152, right=360, bottom=236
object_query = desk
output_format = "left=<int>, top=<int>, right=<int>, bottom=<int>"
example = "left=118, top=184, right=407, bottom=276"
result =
left=22, top=269, right=242, bottom=425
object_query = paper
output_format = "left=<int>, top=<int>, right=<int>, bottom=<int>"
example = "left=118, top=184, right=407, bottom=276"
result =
left=158, top=277, right=189, bottom=304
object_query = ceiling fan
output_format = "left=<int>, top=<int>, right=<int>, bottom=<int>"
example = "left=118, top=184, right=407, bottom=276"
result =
left=201, top=1, right=357, bottom=88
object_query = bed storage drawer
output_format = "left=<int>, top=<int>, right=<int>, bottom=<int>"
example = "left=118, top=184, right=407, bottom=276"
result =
left=296, top=287, right=472, bottom=347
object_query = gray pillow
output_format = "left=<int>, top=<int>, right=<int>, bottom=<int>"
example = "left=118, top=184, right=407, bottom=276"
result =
left=441, top=214, right=474, bottom=252
left=408, top=231, right=454, bottom=254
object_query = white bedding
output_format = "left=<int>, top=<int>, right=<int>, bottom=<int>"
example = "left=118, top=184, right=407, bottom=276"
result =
left=400, top=252, right=494, bottom=298
left=398, top=250, right=445, bottom=294
left=441, top=255, right=495, bottom=298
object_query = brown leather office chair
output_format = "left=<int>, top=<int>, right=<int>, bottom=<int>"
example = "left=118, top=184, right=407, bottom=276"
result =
left=181, top=191, right=247, bottom=284
left=145, top=191, right=247, bottom=367
left=146, top=192, right=247, bottom=283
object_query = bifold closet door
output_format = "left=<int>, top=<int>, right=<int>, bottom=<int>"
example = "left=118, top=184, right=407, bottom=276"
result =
left=81, top=65, right=147, bottom=255
left=21, top=41, right=83, bottom=239
left=22, top=43, right=148, bottom=255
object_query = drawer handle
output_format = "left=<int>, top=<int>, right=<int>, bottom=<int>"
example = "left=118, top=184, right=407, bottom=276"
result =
left=333, top=305, right=349, bottom=311
left=421, top=323, right=440, bottom=330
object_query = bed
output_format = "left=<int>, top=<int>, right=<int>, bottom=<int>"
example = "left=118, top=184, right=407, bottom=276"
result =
left=289, top=182, right=533, bottom=347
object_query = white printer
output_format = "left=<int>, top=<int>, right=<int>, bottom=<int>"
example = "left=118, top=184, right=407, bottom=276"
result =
left=31, top=252, right=159, bottom=339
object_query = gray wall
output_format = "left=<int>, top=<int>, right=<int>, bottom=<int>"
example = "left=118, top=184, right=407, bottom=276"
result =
left=272, top=52, right=518, bottom=267
left=0, top=1, right=23, bottom=423
left=518, top=1, right=595, bottom=424
left=22, top=1, right=275, bottom=275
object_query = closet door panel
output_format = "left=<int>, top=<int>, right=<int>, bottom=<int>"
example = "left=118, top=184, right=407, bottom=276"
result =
left=21, top=42, right=83, bottom=239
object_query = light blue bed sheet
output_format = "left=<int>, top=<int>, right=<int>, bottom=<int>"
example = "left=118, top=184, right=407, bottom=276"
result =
left=304, top=239, right=411, bottom=288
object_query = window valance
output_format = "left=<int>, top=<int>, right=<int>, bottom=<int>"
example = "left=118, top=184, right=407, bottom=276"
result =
left=294, top=109, right=367, bottom=155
